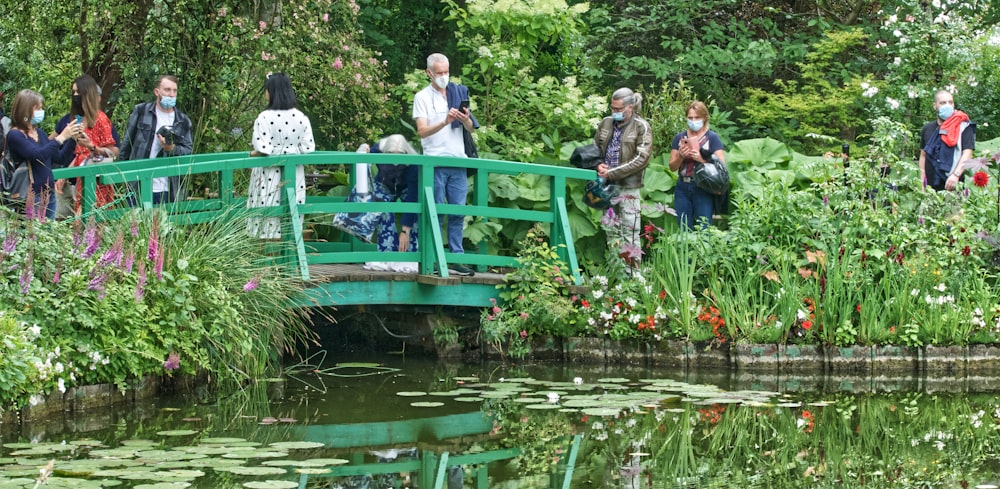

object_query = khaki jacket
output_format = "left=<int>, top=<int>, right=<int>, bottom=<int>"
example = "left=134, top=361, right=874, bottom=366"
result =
left=594, top=115, right=653, bottom=189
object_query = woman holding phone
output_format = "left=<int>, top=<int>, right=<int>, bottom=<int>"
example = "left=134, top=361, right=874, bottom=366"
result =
left=55, top=75, right=119, bottom=212
left=669, top=101, right=726, bottom=230
left=4, top=89, right=79, bottom=219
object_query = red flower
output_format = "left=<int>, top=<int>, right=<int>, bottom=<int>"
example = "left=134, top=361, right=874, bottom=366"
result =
left=580, top=299, right=590, bottom=308
left=973, top=170, right=989, bottom=188
left=659, top=289, right=666, bottom=300
left=801, top=320, right=813, bottom=331
left=855, top=304, right=861, bottom=313
left=962, top=246, right=971, bottom=256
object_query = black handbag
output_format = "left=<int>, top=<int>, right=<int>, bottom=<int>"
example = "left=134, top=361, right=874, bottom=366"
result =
left=694, top=154, right=730, bottom=196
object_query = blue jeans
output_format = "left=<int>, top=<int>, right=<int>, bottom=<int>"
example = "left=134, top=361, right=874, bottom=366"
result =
left=674, top=179, right=714, bottom=230
left=433, top=167, right=467, bottom=253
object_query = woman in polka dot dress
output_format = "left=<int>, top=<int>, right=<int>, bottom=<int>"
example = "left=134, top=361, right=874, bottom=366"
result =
left=247, top=72, right=315, bottom=239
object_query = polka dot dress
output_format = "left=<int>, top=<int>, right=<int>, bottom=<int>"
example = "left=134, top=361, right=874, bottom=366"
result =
left=246, top=108, right=316, bottom=239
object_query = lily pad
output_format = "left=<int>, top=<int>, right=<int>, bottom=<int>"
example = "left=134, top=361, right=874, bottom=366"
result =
left=410, top=401, right=445, bottom=408
left=243, top=481, right=298, bottom=489
left=395, top=391, right=427, bottom=397
left=156, top=430, right=199, bottom=437
left=216, top=466, right=287, bottom=476
left=267, top=442, right=324, bottom=450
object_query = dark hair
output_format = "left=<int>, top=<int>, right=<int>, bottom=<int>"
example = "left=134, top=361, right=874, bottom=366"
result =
left=264, top=72, right=297, bottom=110
left=73, top=75, right=102, bottom=127
left=10, top=89, right=43, bottom=131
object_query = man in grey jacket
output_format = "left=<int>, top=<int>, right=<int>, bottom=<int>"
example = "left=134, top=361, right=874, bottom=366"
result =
left=594, top=87, right=653, bottom=264
left=119, top=75, right=194, bottom=206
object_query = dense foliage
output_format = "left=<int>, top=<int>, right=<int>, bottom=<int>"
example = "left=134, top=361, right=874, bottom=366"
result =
left=0, top=208, right=314, bottom=411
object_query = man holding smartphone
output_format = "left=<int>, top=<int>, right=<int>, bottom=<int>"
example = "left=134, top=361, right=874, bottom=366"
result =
left=404, top=53, right=479, bottom=276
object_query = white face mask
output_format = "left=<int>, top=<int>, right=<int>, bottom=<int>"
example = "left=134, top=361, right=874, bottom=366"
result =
left=433, top=75, right=449, bottom=89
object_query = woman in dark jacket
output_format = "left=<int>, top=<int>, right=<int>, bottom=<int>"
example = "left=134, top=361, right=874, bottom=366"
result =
left=5, top=89, right=78, bottom=219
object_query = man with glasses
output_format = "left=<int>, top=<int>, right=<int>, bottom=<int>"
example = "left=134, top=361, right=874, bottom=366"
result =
left=594, top=87, right=653, bottom=266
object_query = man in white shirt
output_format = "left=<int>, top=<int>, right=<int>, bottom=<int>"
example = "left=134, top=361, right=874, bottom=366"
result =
left=411, top=53, right=477, bottom=276
left=119, top=75, right=194, bottom=206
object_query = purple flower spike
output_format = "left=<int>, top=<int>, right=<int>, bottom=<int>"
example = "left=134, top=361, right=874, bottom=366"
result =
left=164, top=352, right=180, bottom=371
left=243, top=276, right=260, bottom=292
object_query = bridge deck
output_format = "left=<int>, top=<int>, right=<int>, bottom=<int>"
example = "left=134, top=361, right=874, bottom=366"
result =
left=301, top=264, right=509, bottom=308
left=307, top=264, right=508, bottom=287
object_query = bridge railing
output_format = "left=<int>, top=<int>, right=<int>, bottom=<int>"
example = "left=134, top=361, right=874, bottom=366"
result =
left=52, top=151, right=595, bottom=283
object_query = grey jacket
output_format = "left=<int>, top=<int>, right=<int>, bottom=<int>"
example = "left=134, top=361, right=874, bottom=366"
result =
left=119, top=102, right=194, bottom=203
left=594, top=115, right=653, bottom=189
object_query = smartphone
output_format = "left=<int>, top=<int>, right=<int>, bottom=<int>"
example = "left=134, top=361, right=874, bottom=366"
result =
left=459, top=99, right=470, bottom=112
left=75, top=115, right=82, bottom=124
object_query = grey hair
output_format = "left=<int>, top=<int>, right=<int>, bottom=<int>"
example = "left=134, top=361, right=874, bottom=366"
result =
left=379, top=134, right=417, bottom=154
left=426, top=53, right=449, bottom=70
left=612, top=87, right=642, bottom=113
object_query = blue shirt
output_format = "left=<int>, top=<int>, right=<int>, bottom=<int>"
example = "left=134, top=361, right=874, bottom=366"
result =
left=5, top=127, right=74, bottom=192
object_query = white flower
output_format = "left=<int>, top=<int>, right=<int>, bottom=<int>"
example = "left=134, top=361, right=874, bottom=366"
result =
left=908, top=88, right=919, bottom=99
left=29, top=324, right=41, bottom=336
left=911, top=288, right=920, bottom=296
left=29, top=395, right=40, bottom=406
left=55, top=362, right=64, bottom=373
left=625, top=297, right=637, bottom=308
left=893, top=29, right=902, bottom=37
left=886, top=97, right=900, bottom=110
left=797, top=309, right=808, bottom=320
left=547, top=392, right=560, bottom=403
left=934, top=440, right=945, bottom=450
left=57, top=378, right=66, bottom=394
left=477, top=46, right=493, bottom=58
left=863, top=86, right=879, bottom=98
left=935, top=283, right=947, bottom=292
left=573, top=377, right=583, bottom=385
left=593, top=290, right=604, bottom=299
left=893, top=57, right=901, bottom=65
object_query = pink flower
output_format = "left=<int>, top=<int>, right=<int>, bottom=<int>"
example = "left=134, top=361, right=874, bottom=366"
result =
left=164, top=352, right=180, bottom=371
left=333, top=57, right=343, bottom=70
left=323, top=13, right=329, bottom=22
left=243, top=276, right=260, bottom=292
left=342, top=45, right=350, bottom=51
left=519, top=330, right=528, bottom=338
left=492, top=306, right=501, bottom=314
left=520, top=312, right=528, bottom=319
left=259, top=20, right=267, bottom=30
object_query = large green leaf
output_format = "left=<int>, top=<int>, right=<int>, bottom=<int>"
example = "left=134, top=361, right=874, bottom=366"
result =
left=465, top=218, right=503, bottom=247
left=489, top=174, right=521, bottom=201
left=727, top=138, right=792, bottom=165
left=515, top=173, right=551, bottom=202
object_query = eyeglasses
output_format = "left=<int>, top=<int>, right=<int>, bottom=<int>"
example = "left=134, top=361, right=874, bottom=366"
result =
left=610, top=105, right=628, bottom=113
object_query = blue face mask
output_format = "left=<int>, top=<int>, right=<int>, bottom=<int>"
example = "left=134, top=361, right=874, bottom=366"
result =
left=938, top=104, right=954, bottom=120
left=30, top=109, right=44, bottom=125
left=687, top=119, right=704, bottom=132
left=612, top=112, right=625, bottom=122
left=160, top=96, right=177, bottom=109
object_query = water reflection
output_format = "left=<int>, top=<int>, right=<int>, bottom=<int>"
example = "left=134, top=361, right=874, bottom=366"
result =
left=2, top=354, right=1000, bottom=488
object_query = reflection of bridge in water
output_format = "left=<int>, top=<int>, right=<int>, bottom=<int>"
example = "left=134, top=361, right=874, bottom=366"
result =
left=54, top=151, right=593, bottom=308
left=296, top=411, right=581, bottom=489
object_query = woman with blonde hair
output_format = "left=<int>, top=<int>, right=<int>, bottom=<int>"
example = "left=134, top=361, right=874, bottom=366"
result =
left=5, top=89, right=79, bottom=219
left=669, top=101, right=726, bottom=230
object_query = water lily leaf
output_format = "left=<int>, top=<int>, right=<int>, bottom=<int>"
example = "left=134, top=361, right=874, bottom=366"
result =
left=294, top=468, right=332, bottom=475
left=216, top=466, right=287, bottom=476
left=156, top=430, right=199, bottom=437
left=222, top=450, right=288, bottom=459
left=395, top=391, right=427, bottom=397
left=242, top=481, right=298, bottom=489
left=454, top=396, right=484, bottom=402
left=198, top=438, right=248, bottom=445
left=133, top=483, right=190, bottom=489
left=581, top=407, right=621, bottom=417
left=410, top=401, right=445, bottom=408
left=334, top=362, right=382, bottom=368
left=267, top=442, right=324, bottom=450
left=525, top=404, right=562, bottom=410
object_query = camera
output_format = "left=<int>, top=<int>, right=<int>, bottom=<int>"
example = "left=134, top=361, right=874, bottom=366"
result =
left=157, top=125, right=178, bottom=145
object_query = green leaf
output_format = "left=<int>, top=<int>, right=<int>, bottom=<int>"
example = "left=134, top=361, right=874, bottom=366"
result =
left=727, top=138, right=792, bottom=165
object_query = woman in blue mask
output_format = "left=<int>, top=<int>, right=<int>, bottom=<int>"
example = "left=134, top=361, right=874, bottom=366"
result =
left=669, top=101, right=726, bottom=230
left=4, top=89, right=79, bottom=220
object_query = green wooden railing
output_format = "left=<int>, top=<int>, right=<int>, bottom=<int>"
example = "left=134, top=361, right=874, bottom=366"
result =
left=52, top=151, right=594, bottom=283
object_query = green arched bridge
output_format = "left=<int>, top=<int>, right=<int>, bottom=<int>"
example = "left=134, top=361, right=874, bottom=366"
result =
left=53, top=151, right=594, bottom=308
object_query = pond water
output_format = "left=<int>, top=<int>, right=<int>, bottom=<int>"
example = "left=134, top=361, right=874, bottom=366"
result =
left=3, top=348, right=1000, bottom=489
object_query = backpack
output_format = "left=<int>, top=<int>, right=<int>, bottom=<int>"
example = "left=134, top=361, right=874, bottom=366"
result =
left=1, top=122, right=31, bottom=209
